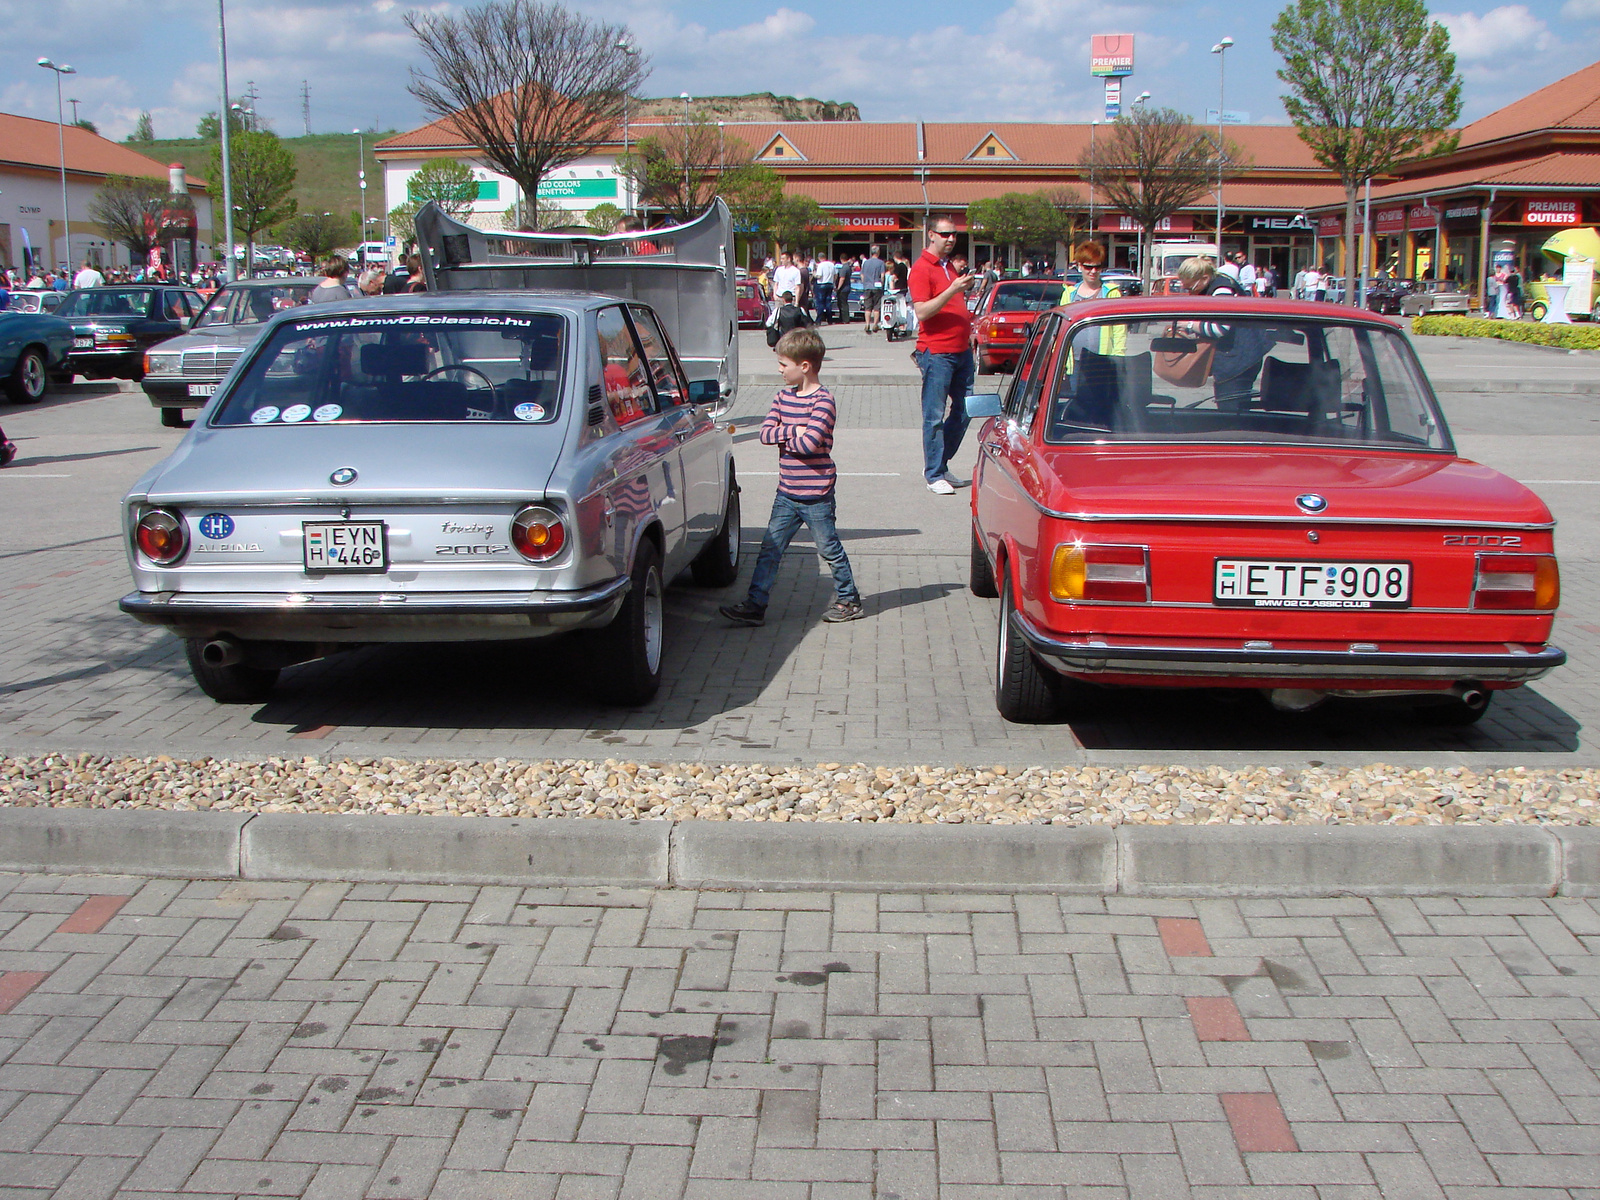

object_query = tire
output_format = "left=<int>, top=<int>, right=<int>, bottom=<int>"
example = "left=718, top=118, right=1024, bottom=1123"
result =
left=1529, top=301, right=1547, bottom=322
left=976, top=351, right=994, bottom=375
left=184, top=638, right=280, bottom=704
left=690, top=473, right=741, bottom=587
left=995, top=571, right=1058, bottom=723
left=1415, top=689, right=1493, bottom=727
left=969, top=526, right=998, bottom=598
left=6, top=347, right=48, bottom=404
left=588, top=538, right=665, bottom=705
left=160, top=407, right=192, bottom=428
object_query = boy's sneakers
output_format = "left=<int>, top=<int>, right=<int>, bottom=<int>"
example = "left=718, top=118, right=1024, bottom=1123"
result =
left=0, top=441, right=16, bottom=468
left=718, top=600, right=766, bottom=626
left=926, top=477, right=956, bottom=495
left=822, top=598, right=866, bottom=623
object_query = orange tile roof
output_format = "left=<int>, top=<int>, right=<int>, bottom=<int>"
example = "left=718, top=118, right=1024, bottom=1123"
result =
left=788, top=177, right=1343, bottom=212
left=0, top=111, right=207, bottom=189
left=1458, top=60, right=1600, bottom=148
left=1347, top=153, right=1600, bottom=206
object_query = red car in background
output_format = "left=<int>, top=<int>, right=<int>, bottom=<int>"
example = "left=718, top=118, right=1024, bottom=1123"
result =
left=736, top=280, right=767, bottom=328
left=967, top=297, right=1563, bottom=726
left=971, top=279, right=1063, bottom=374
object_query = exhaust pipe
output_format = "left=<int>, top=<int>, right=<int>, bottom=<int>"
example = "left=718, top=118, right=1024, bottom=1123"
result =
left=199, top=638, right=243, bottom=668
left=1452, top=683, right=1488, bottom=710
left=1267, top=688, right=1326, bottom=713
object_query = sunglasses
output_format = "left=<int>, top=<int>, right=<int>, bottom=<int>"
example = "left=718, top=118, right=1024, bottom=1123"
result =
left=930, top=229, right=957, bottom=238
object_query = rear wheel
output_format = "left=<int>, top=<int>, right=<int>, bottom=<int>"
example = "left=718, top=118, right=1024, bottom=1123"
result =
left=976, top=350, right=994, bottom=375
left=1529, top=300, right=1548, bottom=321
left=995, top=571, right=1057, bottom=723
left=6, top=347, right=48, bottom=403
left=969, top=526, right=998, bottom=598
left=589, top=539, right=665, bottom=705
left=184, top=639, right=280, bottom=704
left=690, top=473, right=741, bottom=587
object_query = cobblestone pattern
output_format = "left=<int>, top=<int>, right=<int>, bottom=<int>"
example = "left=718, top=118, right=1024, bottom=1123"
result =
left=1, top=872, right=1597, bottom=1198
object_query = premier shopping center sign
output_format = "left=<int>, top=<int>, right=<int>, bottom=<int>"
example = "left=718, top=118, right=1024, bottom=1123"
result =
left=1523, top=199, right=1581, bottom=226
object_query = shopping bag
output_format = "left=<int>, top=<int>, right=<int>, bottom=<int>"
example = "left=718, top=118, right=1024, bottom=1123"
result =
left=1152, top=323, right=1214, bottom=387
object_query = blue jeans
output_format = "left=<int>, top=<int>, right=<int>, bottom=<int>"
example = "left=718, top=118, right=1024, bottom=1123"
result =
left=746, top=492, right=859, bottom=610
left=914, top=348, right=974, bottom=483
left=814, top=282, right=835, bottom=321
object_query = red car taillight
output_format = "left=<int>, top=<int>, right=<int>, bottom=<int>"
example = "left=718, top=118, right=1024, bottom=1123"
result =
left=511, top=504, right=566, bottom=562
left=135, top=509, right=188, bottom=565
left=1050, top=542, right=1150, bottom=602
left=1473, top=553, right=1559, bottom=610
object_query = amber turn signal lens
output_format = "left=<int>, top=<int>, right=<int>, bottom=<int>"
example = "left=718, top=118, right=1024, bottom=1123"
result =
left=1049, top=543, right=1150, bottom=602
left=1050, top=544, right=1087, bottom=600
left=511, top=504, right=566, bottom=562
left=134, top=509, right=188, bottom=565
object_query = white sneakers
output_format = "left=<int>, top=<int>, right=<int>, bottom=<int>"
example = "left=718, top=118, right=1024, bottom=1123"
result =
left=927, top=478, right=956, bottom=495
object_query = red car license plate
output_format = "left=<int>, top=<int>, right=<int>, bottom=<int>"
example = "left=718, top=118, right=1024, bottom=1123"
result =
left=1214, top=559, right=1411, bottom=610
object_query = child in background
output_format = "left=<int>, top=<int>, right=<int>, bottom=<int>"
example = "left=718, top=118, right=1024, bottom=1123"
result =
left=719, top=328, right=864, bottom=626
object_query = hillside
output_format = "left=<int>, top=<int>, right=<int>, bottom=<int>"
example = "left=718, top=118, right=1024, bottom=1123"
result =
left=633, top=94, right=861, bottom=122
left=128, top=131, right=397, bottom=236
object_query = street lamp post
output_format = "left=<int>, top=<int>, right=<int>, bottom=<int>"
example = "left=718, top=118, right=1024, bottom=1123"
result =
left=36, top=58, right=76, bottom=272
left=680, top=93, right=691, bottom=218
left=1088, top=120, right=1098, bottom=251
left=217, top=0, right=237, bottom=282
left=1133, top=91, right=1151, bottom=107
left=616, top=41, right=638, bottom=218
left=1211, top=36, right=1233, bottom=259
left=354, top=128, right=367, bottom=265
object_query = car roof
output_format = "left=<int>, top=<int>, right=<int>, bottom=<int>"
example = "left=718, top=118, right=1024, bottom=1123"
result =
left=271, top=290, right=638, bottom=319
left=1051, top=296, right=1403, bottom=328
left=223, top=276, right=322, bottom=287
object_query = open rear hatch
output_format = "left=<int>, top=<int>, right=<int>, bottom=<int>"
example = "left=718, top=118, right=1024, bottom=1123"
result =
left=414, top=199, right=737, bottom=404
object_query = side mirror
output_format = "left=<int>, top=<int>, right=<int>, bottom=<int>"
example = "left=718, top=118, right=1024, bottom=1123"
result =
left=966, top=393, right=1003, bottom=419
left=687, top=379, right=720, bottom=405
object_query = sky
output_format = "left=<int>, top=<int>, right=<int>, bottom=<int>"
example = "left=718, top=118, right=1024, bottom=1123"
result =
left=0, top=0, right=1591, bottom=143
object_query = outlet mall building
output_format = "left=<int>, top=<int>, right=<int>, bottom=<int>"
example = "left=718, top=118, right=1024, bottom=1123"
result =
left=377, top=58, right=1600, bottom=301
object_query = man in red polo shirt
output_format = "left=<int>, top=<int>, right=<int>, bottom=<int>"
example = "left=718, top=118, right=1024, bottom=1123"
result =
left=909, top=218, right=980, bottom=494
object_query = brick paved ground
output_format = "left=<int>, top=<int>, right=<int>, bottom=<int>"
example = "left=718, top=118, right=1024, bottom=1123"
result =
left=1, top=871, right=1597, bottom=1198
left=1, top=369, right=1596, bottom=765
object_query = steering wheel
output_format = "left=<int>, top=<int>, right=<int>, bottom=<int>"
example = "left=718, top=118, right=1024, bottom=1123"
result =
left=418, top=364, right=501, bottom=417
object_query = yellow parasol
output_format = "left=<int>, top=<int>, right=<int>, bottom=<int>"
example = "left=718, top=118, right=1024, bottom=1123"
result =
left=1540, top=227, right=1600, bottom=262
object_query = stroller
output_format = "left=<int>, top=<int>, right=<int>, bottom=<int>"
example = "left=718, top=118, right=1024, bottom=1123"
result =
left=881, top=288, right=917, bottom=342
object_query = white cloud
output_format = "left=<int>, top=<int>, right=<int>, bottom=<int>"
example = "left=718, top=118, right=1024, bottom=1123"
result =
left=1436, top=5, right=1555, bottom=62
left=1561, top=0, right=1600, bottom=17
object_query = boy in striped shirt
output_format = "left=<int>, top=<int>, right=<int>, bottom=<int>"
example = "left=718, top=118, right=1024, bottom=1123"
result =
left=719, top=328, right=865, bottom=626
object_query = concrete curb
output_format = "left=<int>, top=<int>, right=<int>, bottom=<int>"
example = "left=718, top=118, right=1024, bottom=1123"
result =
left=3, top=809, right=1598, bottom=895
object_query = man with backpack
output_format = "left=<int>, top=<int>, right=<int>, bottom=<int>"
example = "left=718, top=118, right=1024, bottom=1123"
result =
left=766, top=290, right=813, bottom=347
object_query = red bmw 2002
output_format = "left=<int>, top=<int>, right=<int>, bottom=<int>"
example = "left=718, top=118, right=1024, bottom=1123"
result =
left=966, top=297, right=1564, bottom=725
left=972, top=279, right=1064, bottom=375
left=737, top=280, right=768, bottom=328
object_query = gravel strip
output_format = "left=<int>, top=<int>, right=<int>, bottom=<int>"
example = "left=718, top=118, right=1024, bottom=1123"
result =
left=3, top=756, right=1597, bottom=826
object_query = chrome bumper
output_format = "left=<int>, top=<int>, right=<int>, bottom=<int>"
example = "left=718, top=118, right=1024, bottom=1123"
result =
left=119, top=577, right=630, bottom=640
left=1013, top=611, right=1565, bottom=683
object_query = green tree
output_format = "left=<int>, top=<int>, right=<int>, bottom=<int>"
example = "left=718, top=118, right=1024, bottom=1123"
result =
left=406, top=158, right=480, bottom=214
left=129, top=111, right=155, bottom=143
left=207, top=129, right=298, bottom=276
left=1080, top=107, right=1239, bottom=289
left=87, top=175, right=169, bottom=263
left=196, top=104, right=249, bottom=140
left=1273, top=0, right=1461, bottom=302
left=279, top=211, right=357, bottom=262
left=967, top=191, right=1079, bottom=268
left=74, top=118, right=99, bottom=136
left=772, top=194, right=834, bottom=255
left=585, top=202, right=625, bottom=232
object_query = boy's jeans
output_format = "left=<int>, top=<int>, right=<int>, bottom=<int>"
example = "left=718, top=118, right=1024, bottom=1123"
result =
left=746, top=492, right=860, bottom=610
left=913, top=348, right=974, bottom=483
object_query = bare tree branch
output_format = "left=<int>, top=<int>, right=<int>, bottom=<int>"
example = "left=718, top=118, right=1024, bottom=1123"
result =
left=405, top=0, right=650, bottom=217
left=88, top=175, right=169, bottom=262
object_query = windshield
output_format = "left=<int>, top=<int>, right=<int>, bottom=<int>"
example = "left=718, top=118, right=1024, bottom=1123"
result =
left=58, top=289, right=155, bottom=318
left=992, top=282, right=1064, bottom=313
left=196, top=283, right=316, bottom=328
left=1028, top=316, right=1450, bottom=452
left=212, top=311, right=567, bottom=426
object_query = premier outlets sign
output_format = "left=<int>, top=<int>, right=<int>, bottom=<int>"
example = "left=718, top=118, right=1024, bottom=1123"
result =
left=1523, top=198, right=1580, bottom=226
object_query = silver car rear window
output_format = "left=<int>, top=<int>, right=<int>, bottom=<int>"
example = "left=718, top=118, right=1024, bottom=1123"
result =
left=212, top=311, right=566, bottom=426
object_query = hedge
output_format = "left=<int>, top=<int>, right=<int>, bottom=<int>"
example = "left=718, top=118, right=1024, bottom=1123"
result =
left=1412, top=314, right=1600, bottom=350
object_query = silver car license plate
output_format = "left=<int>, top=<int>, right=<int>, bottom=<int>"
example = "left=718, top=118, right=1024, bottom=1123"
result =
left=1214, top=559, right=1411, bottom=609
left=303, top=521, right=387, bottom=573
left=187, top=383, right=217, bottom=397
left=73, top=336, right=93, bottom=349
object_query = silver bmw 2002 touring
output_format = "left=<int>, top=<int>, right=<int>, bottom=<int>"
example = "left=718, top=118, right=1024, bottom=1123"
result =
left=120, top=202, right=741, bottom=705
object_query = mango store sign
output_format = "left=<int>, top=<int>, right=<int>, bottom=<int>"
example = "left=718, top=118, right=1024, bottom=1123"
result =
left=1098, top=214, right=1193, bottom=233
left=535, top=177, right=618, bottom=200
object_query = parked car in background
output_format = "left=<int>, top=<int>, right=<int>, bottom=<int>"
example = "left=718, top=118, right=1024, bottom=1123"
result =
left=141, top=278, right=320, bottom=427
left=1524, top=277, right=1600, bottom=322
left=967, top=296, right=1563, bottom=727
left=1400, top=280, right=1472, bottom=316
left=1363, top=278, right=1414, bottom=316
left=736, top=280, right=767, bottom=328
left=0, top=309, right=75, bottom=403
left=971, top=279, right=1063, bottom=374
left=57, top=286, right=204, bottom=386
left=5, top=290, right=65, bottom=314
